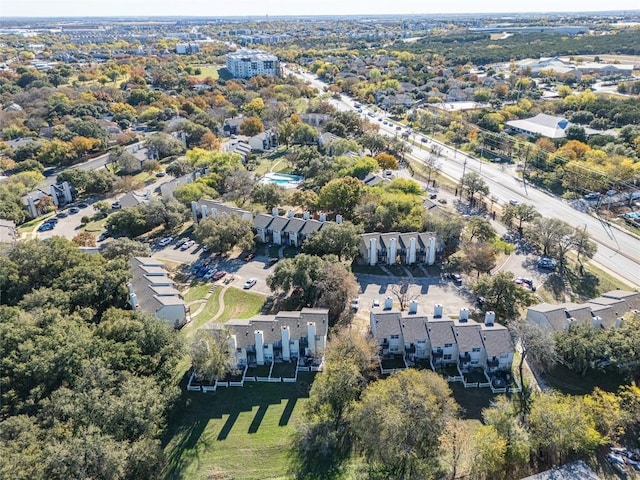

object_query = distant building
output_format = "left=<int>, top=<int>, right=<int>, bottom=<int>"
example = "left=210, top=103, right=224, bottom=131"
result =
left=225, top=49, right=280, bottom=78
left=0, top=219, right=17, bottom=254
left=505, top=113, right=598, bottom=139
left=520, top=460, right=600, bottom=480
left=176, top=43, right=200, bottom=55
left=359, top=232, right=440, bottom=266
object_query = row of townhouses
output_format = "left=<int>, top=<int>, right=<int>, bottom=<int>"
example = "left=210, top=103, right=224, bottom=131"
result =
left=192, top=199, right=442, bottom=265
left=370, top=299, right=514, bottom=376
left=128, top=257, right=188, bottom=328
left=205, top=308, right=329, bottom=369
left=526, top=290, right=639, bottom=332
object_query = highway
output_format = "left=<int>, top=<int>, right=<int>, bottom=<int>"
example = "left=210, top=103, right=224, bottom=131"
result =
left=286, top=67, right=640, bottom=287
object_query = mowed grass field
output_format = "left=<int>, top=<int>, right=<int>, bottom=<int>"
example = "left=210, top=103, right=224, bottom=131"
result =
left=163, top=374, right=315, bottom=480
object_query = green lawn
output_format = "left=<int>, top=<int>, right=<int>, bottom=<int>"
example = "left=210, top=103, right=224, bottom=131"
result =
left=184, top=283, right=211, bottom=304
left=542, top=364, right=628, bottom=395
left=162, top=373, right=315, bottom=480
left=190, top=65, right=221, bottom=80
left=190, top=286, right=221, bottom=325
left=216, top=287, right=266, bottom=324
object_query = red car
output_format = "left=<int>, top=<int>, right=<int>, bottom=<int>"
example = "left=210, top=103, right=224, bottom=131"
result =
left=212, top=270, right=227, bottom=281
left=243, top=252, right=255, bottom=261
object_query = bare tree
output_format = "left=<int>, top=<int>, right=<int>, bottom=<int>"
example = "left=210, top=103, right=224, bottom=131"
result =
left=389, top=281, right=420, bottom=311
left=422, top=153, right=442, bottom=186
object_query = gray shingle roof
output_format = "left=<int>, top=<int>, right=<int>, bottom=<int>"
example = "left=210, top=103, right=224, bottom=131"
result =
left=427, top=319, right=455, bottom=347
left=371, top=310, right=402, bottom=341
left=452, top=322, right=482, bottom=353
left=400, top=315, right=429, bottom=344
left=253, top=213, right=274, bottom=230
left=481, top=324, right=513, bottom=358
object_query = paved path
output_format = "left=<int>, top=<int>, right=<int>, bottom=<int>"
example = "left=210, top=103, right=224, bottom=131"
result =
left=209, top=285, right=229, bottom=323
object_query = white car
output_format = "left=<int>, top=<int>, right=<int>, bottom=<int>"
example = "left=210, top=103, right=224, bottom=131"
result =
left=180, top=240, right=196, bottom=250
left=243, top=278, right=257, bottom=289
left=509, top=199, right=520, bottom=206
left=372, top=299, right=380, bottom=308
left=158, top=236, right=173, bottom=247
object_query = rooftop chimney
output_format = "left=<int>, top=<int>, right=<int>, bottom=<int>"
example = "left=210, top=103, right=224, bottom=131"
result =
left=434, top=304, right=443, bottom=318
left=408, top=300, right=418, bottom=314
left=459, top=308, right=469, bottom=322
left=484, top=311, right=495, bottom=327
left=384, top=297, right=393, bottom=310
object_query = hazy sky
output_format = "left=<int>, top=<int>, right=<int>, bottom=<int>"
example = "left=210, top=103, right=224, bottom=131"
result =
left=3, top=0, right=640, bottom=17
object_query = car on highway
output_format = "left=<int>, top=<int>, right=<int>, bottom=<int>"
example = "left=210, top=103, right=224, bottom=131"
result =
left=421, top=137, right=428, bottom=143
left=180, top=240, right=196, bottom=250
left=509, top=199, right=520, bottom=206
left=395, top=126, right=402, bottom=131
left=212, top=270, right=227, bottom=281
left=243, top=278, right=257, bottom=289
left=158, top=236, right=173, bottom=247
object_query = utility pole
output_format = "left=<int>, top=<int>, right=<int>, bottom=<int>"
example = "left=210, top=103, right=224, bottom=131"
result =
left=459, top=159, right=467, bottom=198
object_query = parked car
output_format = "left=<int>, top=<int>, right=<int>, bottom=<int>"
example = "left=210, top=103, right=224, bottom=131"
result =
left=537, top=257, right=557, bottom=270
left=38, top=223, right=54, bottom=232
left=212, top=270, right=227, bottom=281
left=77, top=202, right=89, bottom=209
left=175, top=238, right=188, bottom=247
left=515, top=277, right=536, bottom=291
left=372, top=299, right=380, bottom=308
left=158, top=236, right=173, bottom=247
left=68, top=207, right=80, bottom=214
left=155, top=171, right=166, bottom=177
left=56, top=211, right=68, bottom=218
left=447, top=272, right=463, bottom=286
left=111, top=202, right=121, bottom=210
left=181, top=240, right=196, bottom=250
left=243, top=278, right=257, bottom=289
left=268, top=257, right=279, bottom=266
left=203, top=269, right=217, bottom=280
left=244, top=252, right=255, bottom=261
left=583, top=192, right=600, bottom=201
left=97, top=232, right=110, bottom=242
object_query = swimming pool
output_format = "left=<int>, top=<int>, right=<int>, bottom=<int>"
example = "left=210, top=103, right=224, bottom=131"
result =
left=261, top=173, right=304, bottom=189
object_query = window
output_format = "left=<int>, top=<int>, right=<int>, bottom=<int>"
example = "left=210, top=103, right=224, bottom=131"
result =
left=471, top=360, right=478, bottom=365
left=443, top=354, right=452, bottom=360
left=390, top=335, right=400, bottom=339
left=251, top=62, right=258, bottom=70
left=472, top=347, right=481, bottom=352
left=444, top=343, right=453, bottom=348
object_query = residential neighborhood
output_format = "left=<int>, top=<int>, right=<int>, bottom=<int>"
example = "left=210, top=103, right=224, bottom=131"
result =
left=1, top=6, right=640, bottom=480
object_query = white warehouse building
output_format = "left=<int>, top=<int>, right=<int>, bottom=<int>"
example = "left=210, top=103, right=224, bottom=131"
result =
left=226, top=49, right=280, bottom=78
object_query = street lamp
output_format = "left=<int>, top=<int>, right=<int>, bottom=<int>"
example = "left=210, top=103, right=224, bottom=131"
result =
left=458, top=158, right=467, bottom=198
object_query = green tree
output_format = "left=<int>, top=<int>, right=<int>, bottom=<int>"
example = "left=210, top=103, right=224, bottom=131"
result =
left=190, top=328, right=236, bottom=384
left=466, top=216, right=496, bottom=242
left=471, top=272, right=537, bottom=321
left=302, top=222, right=362, bottom=262
left=267, top=254, right=327, bottom=306
left=462, top=241, right=496, bottom=277
left=460, top=172, right=489, bottom=206
left=100, top=238, right=151, bottom=260
left=239, top=116, right=264, bottom=137
left=501, top=204, right=540, bottom=236
left=350, top=369, right=458, bottom=480
left=472, top=425, right=507, bottom=479
left=193, top=214, right=254, bottom=255
left=317, top=177, right=364, bottom=217
left=251, top=183, right=284, bottom=211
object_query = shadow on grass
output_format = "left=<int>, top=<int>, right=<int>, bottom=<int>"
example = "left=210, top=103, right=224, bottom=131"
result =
left=162, top=372, right=315, bottom=480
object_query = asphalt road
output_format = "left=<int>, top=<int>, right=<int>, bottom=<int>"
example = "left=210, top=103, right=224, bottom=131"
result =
left=288, top=68, right=640, bottom=288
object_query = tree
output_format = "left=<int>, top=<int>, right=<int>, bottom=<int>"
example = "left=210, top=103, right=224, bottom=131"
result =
left=190, top=328, right=236, bottom=384
left=374, top=152, right=398, bottom=170
left=526, top=217, right=571, bottom=258
left=302, top=222, right=361, bottom=262
left=113, top=149, right=141, bottom=174
left=471, top=272, right=536, bottom=321
left=463, top=242, right=496, bottom=277
left=100, top=238, right=151, bottom=260
left=72, top=232, right=96, bottom=247
left=317, top=177, right=364, bottom=217
left=222, top=170, right=257, bottom=206
left=509, top=321, right=557, bottom=417
left=361, top=134, right=387, bottom=156
left=466, top=217, right=496, bottom=242
left=165, top=159, right=195, bottom=177
left=144, top=133, right=185, bottom=159
left=565, top=125, right=587, bottom=142
left=389, top=281, right=420, bottom=312
left=251, top=183, right=284, bottom=211
left=350, top=369, right=458, bottom=479
left=289, top=189, right=318, bottom=212
left=421, top=153, right=442, bottom=185
left=239, top=116, right=264, bottom=137
left=194, top=214, right=254, bottom=255
left=316, top=263, right=360, bottom=326
left=267, top=254, right=327, bottom=306
left=460, top=172, right=489, bottom=206
left=502, top=204, right=540, bottom=236
left=528, top=392, right=603, bottom=466
left=472, top=425, right=507, bottom=479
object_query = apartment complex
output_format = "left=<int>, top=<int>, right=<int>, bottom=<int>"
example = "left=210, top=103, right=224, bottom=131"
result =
left=225, top=49, right=280, bottom=78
